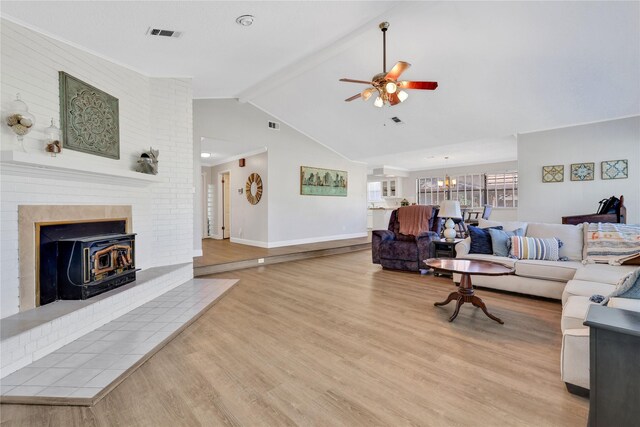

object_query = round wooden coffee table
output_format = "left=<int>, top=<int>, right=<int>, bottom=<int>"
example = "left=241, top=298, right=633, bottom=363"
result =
left=425, top=258, right=515, bottom=324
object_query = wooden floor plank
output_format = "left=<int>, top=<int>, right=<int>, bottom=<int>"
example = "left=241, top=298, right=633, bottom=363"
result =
left=1, top=251, right=588, bottom=426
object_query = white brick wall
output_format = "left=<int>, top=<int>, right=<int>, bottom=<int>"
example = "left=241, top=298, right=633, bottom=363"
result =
left=0, top=19, right=194, bottom=318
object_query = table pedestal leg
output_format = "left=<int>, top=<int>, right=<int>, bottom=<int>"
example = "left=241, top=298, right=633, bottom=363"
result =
left=434, top=273, right=503, bottom=324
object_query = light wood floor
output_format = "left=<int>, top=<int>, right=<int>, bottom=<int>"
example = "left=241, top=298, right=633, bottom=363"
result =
left=194, top=235, right=371, bottom=267
left=1, top=251, right=588, bottom=426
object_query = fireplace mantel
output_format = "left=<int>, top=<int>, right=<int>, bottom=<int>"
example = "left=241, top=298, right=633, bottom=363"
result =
left=1, top=150, right=161, bottom=186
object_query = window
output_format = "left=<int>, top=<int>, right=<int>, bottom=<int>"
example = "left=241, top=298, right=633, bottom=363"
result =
left=367, top=182, right=382, bottom=202
left=416, top=172, right=518, bottom=208
left=486, top=172, right=518, bottom=208
left=417, top=174, right=484, bottom=207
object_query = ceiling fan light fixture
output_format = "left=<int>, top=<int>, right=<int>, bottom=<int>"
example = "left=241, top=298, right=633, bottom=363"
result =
left=362, top=88, right=374, bottom=101
left=398, top=90, right=409, bottom=102
left=374, top=96, right=384, bottom=108
left=385, top=81, right=397, bottom=94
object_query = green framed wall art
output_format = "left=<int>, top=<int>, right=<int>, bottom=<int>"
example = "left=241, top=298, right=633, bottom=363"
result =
left=59, top=72, right=120, bottom=159
left=300, top=166, right=348, bottom=196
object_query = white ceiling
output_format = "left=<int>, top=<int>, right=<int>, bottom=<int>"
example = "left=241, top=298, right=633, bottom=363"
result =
left=3, top=1, right=639, bottom=171
left=200, top=137, right=265, bottom=167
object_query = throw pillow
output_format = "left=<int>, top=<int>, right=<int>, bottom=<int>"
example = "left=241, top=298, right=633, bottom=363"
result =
left=487, top=227, right=525, bottom=257
left=509, top=236, right=561, bottom=261
left=605, top=267, right=640, bottom=302
left=468, top=225, right=503, bottom=255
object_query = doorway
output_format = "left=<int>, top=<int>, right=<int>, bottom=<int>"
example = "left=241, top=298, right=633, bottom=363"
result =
left=222, top=172, right=230, bottom=239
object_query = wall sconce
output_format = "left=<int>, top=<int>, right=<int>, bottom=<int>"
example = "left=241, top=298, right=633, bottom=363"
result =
left=44, top=118, right=62, bottom=156
left=239, top=158, right=246, bottom=167
left=5, top=93, right=35, bottom=151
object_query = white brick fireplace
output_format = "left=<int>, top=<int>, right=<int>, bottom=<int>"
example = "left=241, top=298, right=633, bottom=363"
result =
left=0, top=18, right=195, bottom=318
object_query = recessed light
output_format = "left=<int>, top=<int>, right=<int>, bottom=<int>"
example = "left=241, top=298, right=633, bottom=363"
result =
left=201, top=153, right=211, bottom=158
left=236, top=15, right=254, bottom=26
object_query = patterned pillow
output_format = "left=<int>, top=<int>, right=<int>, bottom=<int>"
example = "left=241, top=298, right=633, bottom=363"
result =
left=488, top=227, right=525, bottom=257
left=509, top=236, right=561, bottom=261
left=605, top=267, right=640, bottom=302
left=468, top=225, right=503, bottom=254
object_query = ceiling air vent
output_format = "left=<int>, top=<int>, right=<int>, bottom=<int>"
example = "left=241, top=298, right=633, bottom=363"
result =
left=390, top=116, right=404, bottom=124
left=146, top=27, right=182, bottom=38
left=267, top=121, right=280, bottom=131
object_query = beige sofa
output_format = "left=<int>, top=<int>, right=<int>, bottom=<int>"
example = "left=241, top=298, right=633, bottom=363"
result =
left=454, top=218, right=639, bottom=393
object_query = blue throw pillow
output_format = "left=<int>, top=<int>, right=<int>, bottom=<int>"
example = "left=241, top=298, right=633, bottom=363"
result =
left=468, top=225, right=503, bottom=255
left=487, top=227, right=525, bottom=257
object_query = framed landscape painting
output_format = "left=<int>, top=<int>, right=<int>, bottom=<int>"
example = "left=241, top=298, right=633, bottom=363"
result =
left=300, top=166, right=347, bottom=196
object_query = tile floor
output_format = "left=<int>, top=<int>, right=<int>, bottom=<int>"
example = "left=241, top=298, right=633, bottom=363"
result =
left=0, top=278, right=237, bottom=403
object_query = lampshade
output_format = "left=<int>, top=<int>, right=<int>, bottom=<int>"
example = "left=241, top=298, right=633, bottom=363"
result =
left=374, top=96, right=384, bottom=108
left=438, top=200, right=462, bottom=218
left=397, top=90, right=408, bottom=102
left=385, top=81, right=397, bottom=94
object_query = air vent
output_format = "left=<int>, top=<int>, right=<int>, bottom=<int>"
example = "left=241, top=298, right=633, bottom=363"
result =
left=390, top=116, right=404, bottom=124
left=146, top=27, right=182, bottom=38
left=267, top=121, right=280, bottom=130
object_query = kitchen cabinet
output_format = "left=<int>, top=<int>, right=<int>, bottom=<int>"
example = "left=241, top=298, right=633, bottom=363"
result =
left=381, top=179, right=402, bottom=198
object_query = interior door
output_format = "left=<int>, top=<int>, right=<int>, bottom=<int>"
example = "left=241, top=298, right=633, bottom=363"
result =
left=223, top=173, right=230, bottom=239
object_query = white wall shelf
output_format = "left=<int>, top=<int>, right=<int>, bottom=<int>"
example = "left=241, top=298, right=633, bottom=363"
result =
left=1, top=150, right=162, bottom=186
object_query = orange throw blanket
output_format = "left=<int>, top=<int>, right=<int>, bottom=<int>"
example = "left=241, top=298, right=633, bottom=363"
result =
left=398, top=205, right=433, bottom=236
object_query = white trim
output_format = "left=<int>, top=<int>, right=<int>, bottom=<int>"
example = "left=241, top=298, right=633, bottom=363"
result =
left=265, top=232, right=368, bottom=249
left=193, top=249, right=203, bottom=257
left=517, top=114, right=640, bottom=136
left=230, top=237, right=269, bottom=248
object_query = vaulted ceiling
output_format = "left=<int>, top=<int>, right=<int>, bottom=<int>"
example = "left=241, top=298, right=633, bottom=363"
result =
left=2, top=1, right=639, bottom=170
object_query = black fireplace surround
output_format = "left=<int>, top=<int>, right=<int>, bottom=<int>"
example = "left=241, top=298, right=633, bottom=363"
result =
left=39, top=220, right=137, bottom=306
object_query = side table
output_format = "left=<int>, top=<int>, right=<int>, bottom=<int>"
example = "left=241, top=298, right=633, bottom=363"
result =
left=584, top=304, right=640, bottom=427
left=431, top=238, right=462, bottom=276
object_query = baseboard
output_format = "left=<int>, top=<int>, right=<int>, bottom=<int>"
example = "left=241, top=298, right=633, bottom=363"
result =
left=193, top=249, right=203, bottom=257
left=266, top=232, right=368, bottom=248
left=230, top=237, right=269, bottom=248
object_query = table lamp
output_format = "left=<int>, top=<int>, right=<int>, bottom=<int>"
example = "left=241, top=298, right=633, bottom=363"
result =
left=438, top=200, right=462, bottom=242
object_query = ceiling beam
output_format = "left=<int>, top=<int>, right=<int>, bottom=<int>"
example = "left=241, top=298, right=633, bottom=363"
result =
left=236, top=3, right=408, bottom=103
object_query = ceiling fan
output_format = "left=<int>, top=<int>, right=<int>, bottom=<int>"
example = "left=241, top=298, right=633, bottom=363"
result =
left=340, top=22, right=438, bottom=107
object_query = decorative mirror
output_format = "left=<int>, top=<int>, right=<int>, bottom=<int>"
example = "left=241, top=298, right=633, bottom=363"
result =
left=245, top=173, right=263, bottom=205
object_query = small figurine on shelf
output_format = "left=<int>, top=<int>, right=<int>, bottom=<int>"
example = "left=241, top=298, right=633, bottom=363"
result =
left=136, top=147, right=159, bottom=175
left=400, top=198, right=409, bottom=207
left=44, top=118, right=62, bottom=157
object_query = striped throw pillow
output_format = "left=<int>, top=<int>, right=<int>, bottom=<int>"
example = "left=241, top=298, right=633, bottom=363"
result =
left=509, top=236, right=561, bottom=261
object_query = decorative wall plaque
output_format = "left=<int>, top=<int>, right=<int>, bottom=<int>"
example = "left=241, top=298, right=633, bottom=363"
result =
left=601, top=160, right=628, bottom=180
left=570, top=162, right=594, bottom=181
left=59, top=72, right=120, bottom=159
left=542, top=165, right=564, bottom=183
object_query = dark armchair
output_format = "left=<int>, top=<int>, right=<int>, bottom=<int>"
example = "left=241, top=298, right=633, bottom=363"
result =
left=372, top=207, right=441, bottom=272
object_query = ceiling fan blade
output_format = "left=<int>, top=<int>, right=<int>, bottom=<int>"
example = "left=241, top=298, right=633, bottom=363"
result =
left=339, top=78, right=374, bottom=84
left=344, top=93, right=362, bottom=102
left=385, top=61, right=411, bottom=81
left=398, top=81, right=438, bottom=90
left=388, top=92, right=401, bottom=106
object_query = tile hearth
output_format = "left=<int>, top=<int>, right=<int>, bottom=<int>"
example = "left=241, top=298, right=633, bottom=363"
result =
left=0, top=278, right=237, bottom=405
